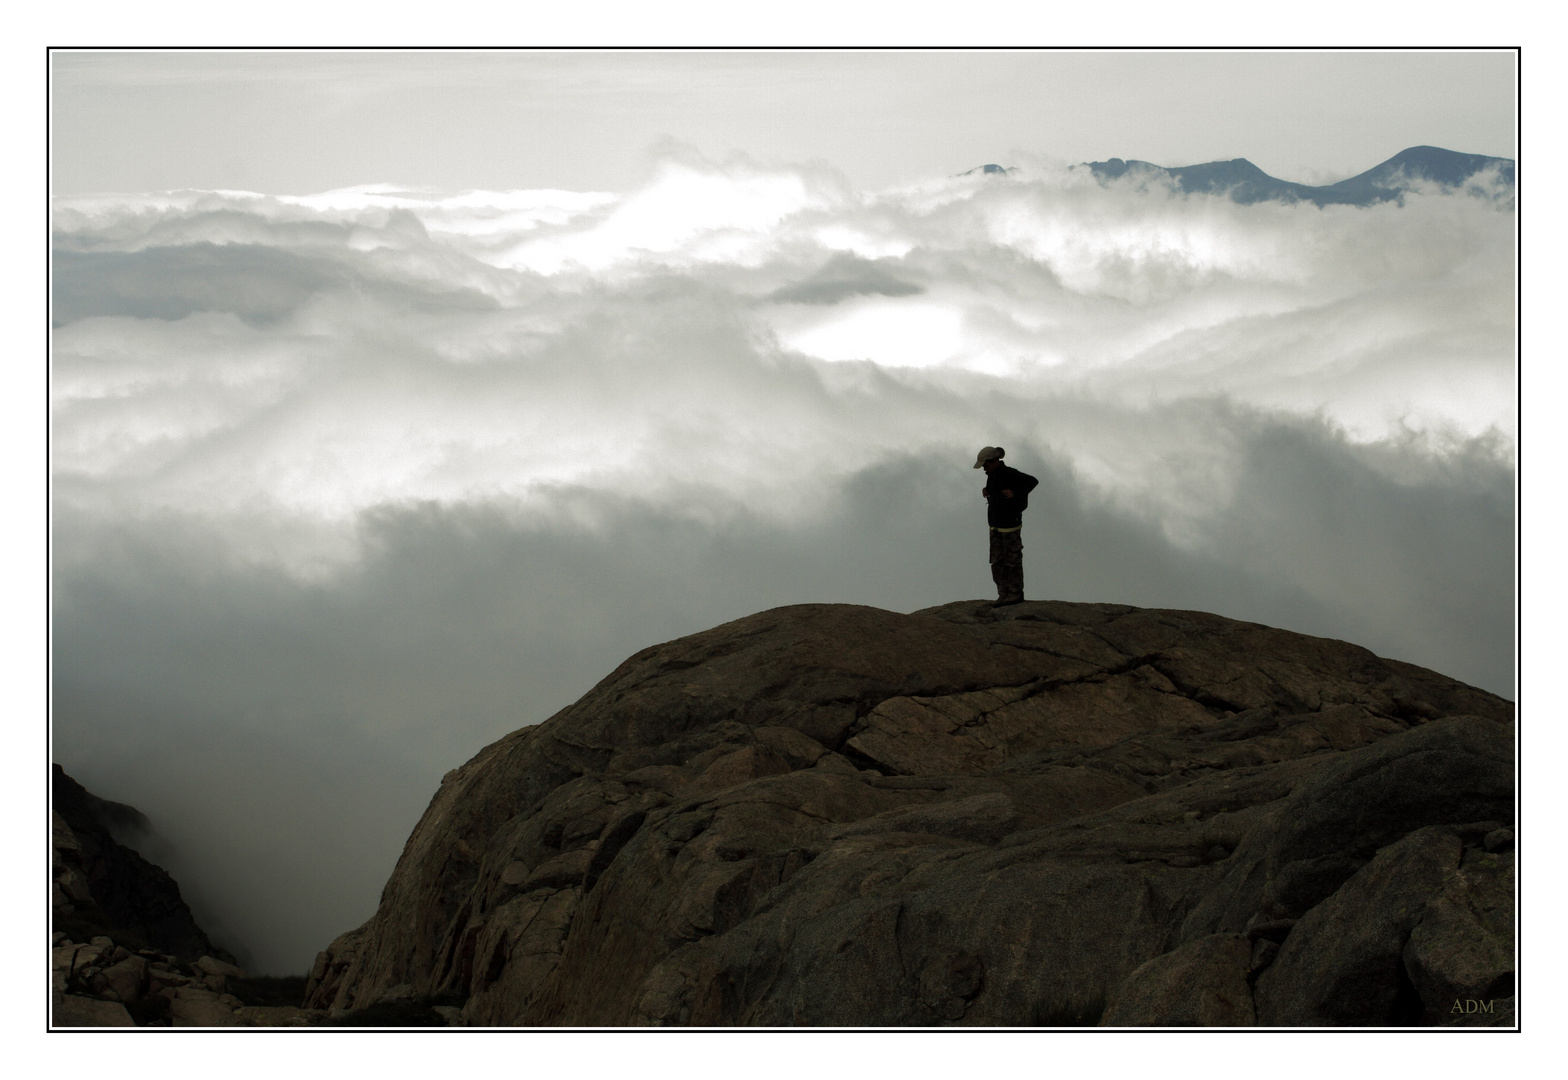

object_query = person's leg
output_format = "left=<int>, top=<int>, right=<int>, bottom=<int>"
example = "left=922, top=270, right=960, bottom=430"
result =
left=989, top=529, right=1007, bottom=600
left=999, top=531, right=1024, bottom=603
left=990, top=530, right=1024, bottom=604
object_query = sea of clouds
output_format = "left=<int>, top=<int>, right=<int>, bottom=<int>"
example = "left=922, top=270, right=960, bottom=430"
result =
left=51, top=149, right=1515, bottom=973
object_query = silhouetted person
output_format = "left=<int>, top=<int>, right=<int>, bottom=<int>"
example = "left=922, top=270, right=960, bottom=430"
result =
left=974, top=446, right=1038, bottom=606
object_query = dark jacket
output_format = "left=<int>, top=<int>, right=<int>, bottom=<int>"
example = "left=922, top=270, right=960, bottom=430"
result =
left=983, top=464, right=1039, bottom=529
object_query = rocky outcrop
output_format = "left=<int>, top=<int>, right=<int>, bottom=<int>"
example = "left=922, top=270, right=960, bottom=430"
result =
left=52, top=764, right=231, bottom=963
left=301, top=601, right=1515, bottom=1027
left=51, top=767, right=325, bottom=1028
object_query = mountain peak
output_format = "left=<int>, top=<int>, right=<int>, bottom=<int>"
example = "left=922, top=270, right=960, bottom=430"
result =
left=1330, top=145, right=1515, bottom=195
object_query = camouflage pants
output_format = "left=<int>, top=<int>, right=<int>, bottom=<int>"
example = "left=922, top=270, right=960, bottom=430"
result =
left=989, top=528, right=1024, bottom=602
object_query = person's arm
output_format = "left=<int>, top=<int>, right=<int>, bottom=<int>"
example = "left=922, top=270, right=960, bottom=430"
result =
left=998, top=468, right=1019, bottom=499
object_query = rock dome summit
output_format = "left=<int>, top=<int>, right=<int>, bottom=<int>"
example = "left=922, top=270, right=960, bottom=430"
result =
left=302, top=600, right=1514, bottom=1027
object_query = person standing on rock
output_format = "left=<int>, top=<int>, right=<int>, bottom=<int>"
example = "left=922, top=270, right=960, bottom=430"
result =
left=974, top=446, right=1039, bottom=607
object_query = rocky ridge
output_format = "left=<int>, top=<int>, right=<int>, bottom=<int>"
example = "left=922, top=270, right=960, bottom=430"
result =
left=299, top=600, right=1516, bottom=1027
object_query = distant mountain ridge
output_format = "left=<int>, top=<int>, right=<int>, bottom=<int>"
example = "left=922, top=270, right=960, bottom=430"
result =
left=1088, top=146, right=1513, bottom=206
left=965, top=147, right=1514, bottom=206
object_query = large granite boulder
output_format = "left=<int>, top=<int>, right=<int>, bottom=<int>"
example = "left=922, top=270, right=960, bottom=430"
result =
left=300, top=601, right=1514, bottom=1026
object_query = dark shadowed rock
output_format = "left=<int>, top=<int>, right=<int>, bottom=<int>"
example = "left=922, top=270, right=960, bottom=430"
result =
left=299, top=601, right=1514, bottom=1026
left=51, top=765, right=234, bottom=964
left=1101, top=933, right=1255, bottom=1026
left=1404, top=846, right=1515, bottom=1023
left=1177, top=715, right=1514, bottom=939
left=1254, top=826, right=1463, bottom=1025
left=53, top=994, right=135, bottom=1027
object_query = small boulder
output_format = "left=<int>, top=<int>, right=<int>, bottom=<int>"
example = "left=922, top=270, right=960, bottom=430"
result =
left=98, top=955, right=149, bottom=1003
left=148, top=969, right=194, bottom=993
left=194, top=955, right=248, bottom=980
left=169, top=986, right=239, bottom=1027
left=64, top=944, right=104, bottom=970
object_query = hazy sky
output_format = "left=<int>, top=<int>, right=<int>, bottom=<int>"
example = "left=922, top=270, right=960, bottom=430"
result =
left=49, top=48, right=1517, bottom=977
left=53, top=50, right=1517, bottom=195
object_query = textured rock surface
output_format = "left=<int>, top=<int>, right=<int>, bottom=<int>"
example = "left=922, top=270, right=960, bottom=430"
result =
left=1253, top=827, right=1463, bottom=1025
left=300, top=601, right=1515, bottom=1026
left=52, top=994, right=135, bottom=1027
left=1404, top=845, right=1516, bottom=1023
left=1100, top=934, right=1256, bottom=1026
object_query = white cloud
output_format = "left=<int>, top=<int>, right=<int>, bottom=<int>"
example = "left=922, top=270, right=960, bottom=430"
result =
left=777, top=299, right=965, bottom=368
left=494, top=157, right=832, bottom=274
left=52, top=151, right=1514, bottom=532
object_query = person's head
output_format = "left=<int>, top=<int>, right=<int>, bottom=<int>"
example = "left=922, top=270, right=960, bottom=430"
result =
left=974, top=446, right=1004, bottom=471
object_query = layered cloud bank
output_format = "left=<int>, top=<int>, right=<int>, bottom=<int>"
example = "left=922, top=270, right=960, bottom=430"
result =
left=51, top=151, right=1515, bottom=973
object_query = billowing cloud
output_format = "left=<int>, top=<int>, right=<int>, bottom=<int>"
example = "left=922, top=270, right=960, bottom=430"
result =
left=51, top=150, right=1515, bottom=974
left=767, top=252, right=924, bottom=306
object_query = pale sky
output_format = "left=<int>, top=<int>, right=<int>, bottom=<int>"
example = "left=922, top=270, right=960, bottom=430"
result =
left=52, top=50, right=1517, bottom=196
